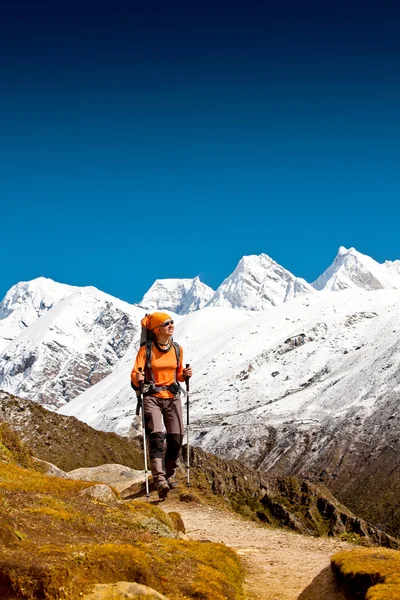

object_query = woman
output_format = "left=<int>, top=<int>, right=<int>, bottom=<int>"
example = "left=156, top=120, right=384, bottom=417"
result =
left=131, top=312, right=192, bottom=499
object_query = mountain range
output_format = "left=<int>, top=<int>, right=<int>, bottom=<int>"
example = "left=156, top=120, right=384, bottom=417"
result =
left=2, top=246, right=400, bottom=534
left=2, top=246, right=400, bottom=411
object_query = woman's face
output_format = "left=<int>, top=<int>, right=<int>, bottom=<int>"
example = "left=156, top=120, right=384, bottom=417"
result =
left=157, top=318, right=175, bottom=337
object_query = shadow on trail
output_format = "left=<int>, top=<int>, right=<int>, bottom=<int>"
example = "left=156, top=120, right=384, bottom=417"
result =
left=297, top=566, right=345, bottom=600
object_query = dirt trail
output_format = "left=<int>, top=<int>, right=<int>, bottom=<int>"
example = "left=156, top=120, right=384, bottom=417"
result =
left=162, top=495, right=351, bottom=600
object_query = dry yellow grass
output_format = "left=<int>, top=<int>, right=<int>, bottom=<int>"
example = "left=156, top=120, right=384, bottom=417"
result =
left=331, top=547, right=400, bottom=599
left=0, top=419, right=244, bottom=599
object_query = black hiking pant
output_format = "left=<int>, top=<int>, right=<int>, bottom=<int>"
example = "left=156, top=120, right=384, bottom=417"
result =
left=143, top=395, right=184, bottom=487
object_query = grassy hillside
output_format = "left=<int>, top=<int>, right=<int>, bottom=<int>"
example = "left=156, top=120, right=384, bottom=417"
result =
left=0, top=391, right=143, bottom=471
left=0, top=419, right=244, bottom=600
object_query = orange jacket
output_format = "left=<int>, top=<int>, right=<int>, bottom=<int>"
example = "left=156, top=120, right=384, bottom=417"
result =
left=131, top=343, right=185, bottom=399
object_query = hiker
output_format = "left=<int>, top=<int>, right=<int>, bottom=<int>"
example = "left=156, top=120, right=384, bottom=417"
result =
left=131, top=312, right=192, bottom=499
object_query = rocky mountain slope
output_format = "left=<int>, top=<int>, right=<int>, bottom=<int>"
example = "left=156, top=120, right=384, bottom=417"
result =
left=185, top=446, right=399, bottom=547
left=0, top=390, right=143, bottom=471
left=0, top=286, right=145, bottom=408
left=2, top=391, right=396, bottom=549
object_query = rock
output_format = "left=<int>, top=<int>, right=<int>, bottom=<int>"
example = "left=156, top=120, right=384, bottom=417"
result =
left=83, top=582, right=169, bottom=599
left=179, top=491, right=202, bottom=504
left=33, top=457, right=71, bottom=478
left=67, top=464, right=146, bottom=492
left=78, top=484, right=117, bottom=504
left=283, top=333, right=306, bottom=349
left=167, top=512, right=185, bottom=533
left=139, top=517, right=177, bottom=539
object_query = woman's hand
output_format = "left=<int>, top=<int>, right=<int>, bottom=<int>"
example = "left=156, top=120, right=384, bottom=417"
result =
left=136, top=371, right=145, bottom=382
left=184, top=366, right=193, bottom=378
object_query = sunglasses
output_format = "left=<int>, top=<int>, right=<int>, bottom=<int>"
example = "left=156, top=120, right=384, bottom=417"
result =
left=161, top=319, right=174, bottom=327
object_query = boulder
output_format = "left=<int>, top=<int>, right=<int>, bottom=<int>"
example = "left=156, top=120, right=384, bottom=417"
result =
left=83, top=582, right=168, bottom=599
left=68, top=463, right=145, bottom=492
left=33, top=457, right=71, bottom=478
left=79, top=484, right=117, bottom=504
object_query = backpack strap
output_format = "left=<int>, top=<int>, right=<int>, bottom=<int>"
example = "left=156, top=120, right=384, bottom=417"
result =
left=172, top=341, right=180, bottom=381
left=145, top=339, right=154, bottom=383
left=144, top=340, right=182, bottom=396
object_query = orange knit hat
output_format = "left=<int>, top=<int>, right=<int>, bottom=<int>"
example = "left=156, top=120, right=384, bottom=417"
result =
left=141, top=312, right=172, bottom=331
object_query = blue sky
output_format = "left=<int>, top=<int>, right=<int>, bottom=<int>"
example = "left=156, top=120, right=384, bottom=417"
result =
left=1, top=1, right=400, bottom=303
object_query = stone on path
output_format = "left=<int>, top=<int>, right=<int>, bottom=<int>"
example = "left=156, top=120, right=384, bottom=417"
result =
left=68, top=463, right=145, bottom=492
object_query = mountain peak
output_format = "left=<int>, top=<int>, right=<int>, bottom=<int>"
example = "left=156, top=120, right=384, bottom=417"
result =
left=337, top=245, right=354, bottom=256
left=0, top=278, right=77, bottom=351
left=140, top=277, right=214, bottom=315
left=206, top=253, right=314, bottom=310
left=312, top=247, right=400, bottom=291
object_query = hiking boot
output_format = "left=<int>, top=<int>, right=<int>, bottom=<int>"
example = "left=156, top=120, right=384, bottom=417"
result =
left=157, top=482, right=170, bottom=499
left=167, top=476, right=179, bottom=490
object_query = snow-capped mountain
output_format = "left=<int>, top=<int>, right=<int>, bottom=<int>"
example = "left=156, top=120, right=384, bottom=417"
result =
left=58, top=288, right=400, bottom=439
left=4, top=246, right=400, bottom=419
left=312, top=246, right=400, bottom=291
left=0, top=277, right=76, bottom=352
left=0, top=286, right=145, bottom=408
left=57, top=286, right=400, bottom=535
left=206, top=254, right=315, bottom=310
left=5, top=246, right=400, bottom=534
left=140, top=276, right=214, bottom=314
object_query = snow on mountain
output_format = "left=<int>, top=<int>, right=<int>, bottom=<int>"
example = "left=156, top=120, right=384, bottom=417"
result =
left=0, top=277, right=76, bottom=352
left=140, top=276, right=214, bottom=314
left=58, top=306, right=253, bottom=434
left=206, top=254, right=315, bottom=311
left=7, top=246, right=400, bottom=425
left=0, top=286, right=146, bottom=409
left=383, top=258, right=400, bottom=280
left=312, top=246, right=400, bottom=291
left=187, top=289, right=400, bottom=451
left=58, top=288, right=400, bottom=469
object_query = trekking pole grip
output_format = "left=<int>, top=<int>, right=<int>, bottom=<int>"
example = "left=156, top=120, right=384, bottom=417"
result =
left=135, top=367, right=144, bottom=416
left=138, top=367, right=144, bottom=394
left=185, top=363, right=190, bottom=391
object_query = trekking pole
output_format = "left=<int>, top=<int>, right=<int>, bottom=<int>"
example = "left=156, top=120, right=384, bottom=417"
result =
left=136, top=367, right=150, bottom=501
left=185, top=364, right=191, bottom=488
